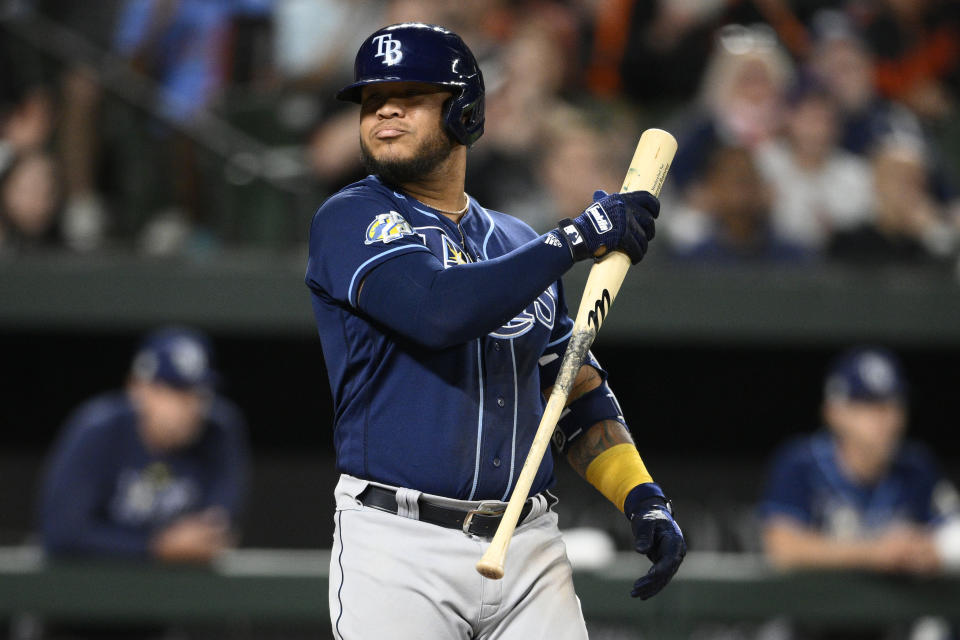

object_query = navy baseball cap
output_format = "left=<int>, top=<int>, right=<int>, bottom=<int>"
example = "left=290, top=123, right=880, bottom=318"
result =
left=130, top=327, right=218, bottom=390
left=824, top=347, right=906, bottom=403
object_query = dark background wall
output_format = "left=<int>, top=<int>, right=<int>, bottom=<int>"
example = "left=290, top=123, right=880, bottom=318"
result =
left=3, top=330, right=957, bottom=551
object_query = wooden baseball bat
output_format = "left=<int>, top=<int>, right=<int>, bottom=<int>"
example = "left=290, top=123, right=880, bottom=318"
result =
left=475, top=128, right=678, bottom=580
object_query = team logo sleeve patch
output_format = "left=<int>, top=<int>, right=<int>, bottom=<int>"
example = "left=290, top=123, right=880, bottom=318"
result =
left=365, top=211, right=415, bottom=245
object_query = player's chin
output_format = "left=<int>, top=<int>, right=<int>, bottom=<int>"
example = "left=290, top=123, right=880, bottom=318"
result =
left=367, top=141, right=417, bottom=164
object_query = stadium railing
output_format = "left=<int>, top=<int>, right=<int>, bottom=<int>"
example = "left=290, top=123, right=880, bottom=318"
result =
left=2, top=547, right=958, bottom=639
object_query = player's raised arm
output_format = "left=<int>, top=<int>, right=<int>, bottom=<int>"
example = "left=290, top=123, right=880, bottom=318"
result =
left=347, top=190, right=658, bottom=350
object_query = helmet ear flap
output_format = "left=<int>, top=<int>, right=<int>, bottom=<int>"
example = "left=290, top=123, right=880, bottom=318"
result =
left=439, top=95, right=461, bottom=144
left=443, top=83, right=484, bottom=147
left=441, top=91, right=471, bottom=146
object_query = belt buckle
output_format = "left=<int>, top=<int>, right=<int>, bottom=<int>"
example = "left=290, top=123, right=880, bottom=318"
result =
left=462, top=501, right=506, bottom=534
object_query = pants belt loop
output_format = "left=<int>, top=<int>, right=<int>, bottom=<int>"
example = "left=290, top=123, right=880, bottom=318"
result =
left=524, top=493, right=548, bottom=523
left=395, top=487, right=422, bottom=520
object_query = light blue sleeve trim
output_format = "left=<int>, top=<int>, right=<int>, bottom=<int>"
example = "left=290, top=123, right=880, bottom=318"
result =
left=347, top=244, right=431, bottom=308
left=545, top=327, right=573, bottom=349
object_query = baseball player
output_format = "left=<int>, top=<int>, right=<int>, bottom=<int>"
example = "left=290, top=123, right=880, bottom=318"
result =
left=760, top=347, right=960, bottom=573
left=305, top=23, right=686, bottom=638
left=40, top=327, right=249, bottom=564
left=758, top=347, right=960, bottom=640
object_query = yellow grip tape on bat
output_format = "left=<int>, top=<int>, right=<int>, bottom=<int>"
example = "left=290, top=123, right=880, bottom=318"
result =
left=584, top=443, right=654, bottom=512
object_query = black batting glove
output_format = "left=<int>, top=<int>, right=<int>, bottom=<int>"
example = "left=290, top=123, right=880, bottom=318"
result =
left=557, top=190, right=659, bottom=264
left=623, top=482, right=686, bottom=600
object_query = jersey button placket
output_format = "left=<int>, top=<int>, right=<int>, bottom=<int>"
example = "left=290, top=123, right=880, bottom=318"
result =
left=497, top=397, right=505, bottom=407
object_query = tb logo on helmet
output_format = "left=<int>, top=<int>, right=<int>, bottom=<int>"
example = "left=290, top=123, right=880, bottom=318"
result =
left=372, top=34, right=403, bottom=65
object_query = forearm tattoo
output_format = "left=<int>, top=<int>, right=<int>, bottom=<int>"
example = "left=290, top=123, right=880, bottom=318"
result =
left=566, top=419, right=635, bottom=478
left=566, top=365, right=602, bottom=404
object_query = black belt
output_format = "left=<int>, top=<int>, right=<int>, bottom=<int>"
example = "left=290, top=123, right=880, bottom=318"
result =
left=356, top=485, right=553, bottom=538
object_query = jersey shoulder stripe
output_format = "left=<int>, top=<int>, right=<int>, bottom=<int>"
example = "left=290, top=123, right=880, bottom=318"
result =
left=474, top=205, right=539, bottom=241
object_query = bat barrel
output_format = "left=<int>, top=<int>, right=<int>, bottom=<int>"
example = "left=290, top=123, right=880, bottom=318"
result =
left=620, top=128, right=677, bottom=196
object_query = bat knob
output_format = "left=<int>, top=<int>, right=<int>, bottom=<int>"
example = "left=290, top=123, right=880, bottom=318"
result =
left=475, top=559, right=504, bottom=580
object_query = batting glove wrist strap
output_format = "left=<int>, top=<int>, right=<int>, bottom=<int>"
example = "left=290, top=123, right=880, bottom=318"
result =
left=558, top=194, right=620, bottom=262
left=623, top=482, right=668, bottom=520
left=558, top=190, right=659, bottom=264
left=556, top=218, right=593, bottom=262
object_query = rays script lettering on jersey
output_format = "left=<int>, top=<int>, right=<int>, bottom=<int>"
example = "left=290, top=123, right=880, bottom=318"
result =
left=490, top=285, right=557, bottom=339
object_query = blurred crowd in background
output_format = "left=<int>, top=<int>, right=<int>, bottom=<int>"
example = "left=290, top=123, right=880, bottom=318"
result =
left=1, top=0, right=959, bottom=270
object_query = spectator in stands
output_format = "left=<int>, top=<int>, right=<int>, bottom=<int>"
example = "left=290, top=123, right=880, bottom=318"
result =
left=586, top=0, right=727, bottom=105
left=828, top=138, right=957, bottom=266
left=466, top=20, right=570, bottom=220
left=0, top=62, right=60, bottom=255
left=113, top=0, right=269, bottom=123
left=530, top=107, right=631, bottom=232
left=755, top=83, right=872, bottom=251
left=111, top=0, right=274, bottom=255
left=760, top=347, right=960, bottom=576
left=670, top=145, right=810, bottom=264
left=40, top=327, right=249, bottom=564
left=0, top=151, right=63, bottom=253
left=670, top=24, right=794, bottom=192
left=808, top=10, right=924, bottom=156
left=57, top=67, right=109, bottom=253
left=0, top=83, right=53, bottom=177
left=467, top=106, right=632, bottom=233
left=272, top=0, right=375, bottom=85
left=862, top=0, right=960, bottom=123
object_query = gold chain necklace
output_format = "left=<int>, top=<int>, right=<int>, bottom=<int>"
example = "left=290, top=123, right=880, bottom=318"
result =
left=413, top=192, right=470, bottom=215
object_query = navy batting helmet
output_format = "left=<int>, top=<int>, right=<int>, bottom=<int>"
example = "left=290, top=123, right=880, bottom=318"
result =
left=337, top=23, right=485, bottom=146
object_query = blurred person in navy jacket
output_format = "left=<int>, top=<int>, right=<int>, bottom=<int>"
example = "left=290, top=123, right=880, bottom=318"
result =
left=40, top=327, right=249, bottom=564
left=760, top=347, right=960, bottom=573
left=759, top=347, right=960, bottom=639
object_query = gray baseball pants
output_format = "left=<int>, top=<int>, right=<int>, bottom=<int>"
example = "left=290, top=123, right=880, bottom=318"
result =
left=329, top=474, right=589, bottom=639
